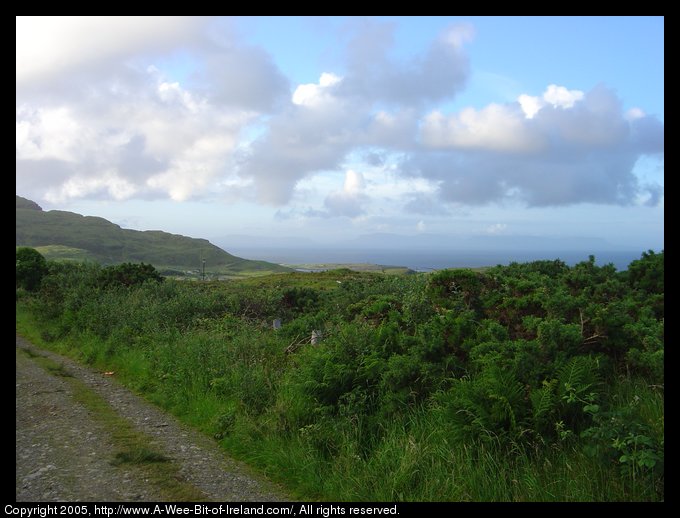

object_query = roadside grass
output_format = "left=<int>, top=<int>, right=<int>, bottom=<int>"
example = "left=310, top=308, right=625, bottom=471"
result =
left=216, top=404, right=632, bottom=502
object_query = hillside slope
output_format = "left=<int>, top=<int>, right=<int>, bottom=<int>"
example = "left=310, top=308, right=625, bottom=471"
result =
left=16, top=196, right=290, bottom=275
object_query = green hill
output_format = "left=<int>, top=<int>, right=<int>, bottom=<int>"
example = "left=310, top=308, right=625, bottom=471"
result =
left=16, top=195, right=290, bottom=277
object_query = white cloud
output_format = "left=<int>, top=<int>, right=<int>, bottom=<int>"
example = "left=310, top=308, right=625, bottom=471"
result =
left=16, top=106, right=82, bottom=162
left=343, top=169, right=365, bottom=194
left=292, top=73, right=341, bottom=107
left=15, top=17, right=290, bottom=205
left=17, top=64, right=254, bottom=203
left=323, top=170, right=367, bottom=218
left=16, top=18, right=663, bottom=218
left=338, top=21, right=471, bottom=106
left=293, top=165, right=440, bottom=221
left=239, top=22, right=470, bottom=204
left=517, top=94, right=543, bottom=119
left=405, top=85, right=663, bottom=207
left=518, top=84, right=584, bottom=119
left=422, top=104, right=541, bottom=152
left=16, top=16, right=203, bottom=85
left=45, top=170, right=137, bottom=203
left=543, top=84, right=584, bottom=108
left=626, top=107, right=646, bottom=120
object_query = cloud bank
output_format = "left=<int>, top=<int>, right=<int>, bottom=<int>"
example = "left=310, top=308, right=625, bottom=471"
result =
left=413, top=84, right=664, bottom=207
left=16, top=17, right=663, bottom=216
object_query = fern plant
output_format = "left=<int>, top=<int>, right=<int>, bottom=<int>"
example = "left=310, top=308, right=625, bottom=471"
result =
left=437, top=365, right=528, bottom=449
left=529, top=378, right=557, bottom=437
left=556, top=356, right=601, bottom=430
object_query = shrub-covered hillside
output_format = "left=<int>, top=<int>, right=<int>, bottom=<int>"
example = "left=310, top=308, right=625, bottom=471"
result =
left=16, top=195, right=290, bottom=276
left=16, top=250, right=664, bottom=501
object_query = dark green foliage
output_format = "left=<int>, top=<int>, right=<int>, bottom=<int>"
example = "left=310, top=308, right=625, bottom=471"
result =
left=17, top=251, right=664, bottom=501
left=16, top=247, right=48, bottom=291
left=625, top=317, right=664, bottom=381
left=581, top=383, right=664, bottom=499
left=426, top=268, right=489, bottom=312
left=555, top=355, right=602, bottom=431
left=97, top=262, right=164, bottom=288
left=280, top=287, right=320, bottom=316
left=627, top=250, right=664, bottom=295
left=438, top=365, right=527, bottom=443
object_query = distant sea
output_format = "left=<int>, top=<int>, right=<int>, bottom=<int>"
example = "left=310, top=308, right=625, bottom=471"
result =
left=229, top=248, right=646, bottom=272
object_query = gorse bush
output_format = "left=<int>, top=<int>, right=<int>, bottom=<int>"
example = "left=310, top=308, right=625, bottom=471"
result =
left=17, top=251, right=664, bottom=501
left=97, top=262, right=164, bottom=288
left=16, top=247, right=48, bottom=292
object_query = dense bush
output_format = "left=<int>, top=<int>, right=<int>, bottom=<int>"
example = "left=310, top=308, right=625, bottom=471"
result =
left=16, top=247, right=48, bottom=291
left=97, top=262, right=164, bottom=288
left=17, top=252, right=664, bottom=501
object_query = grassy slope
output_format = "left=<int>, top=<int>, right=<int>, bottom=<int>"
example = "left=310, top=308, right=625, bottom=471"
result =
left=31, top=245, right=99, bottom=262
left=16, top=196, right=290, bottom=275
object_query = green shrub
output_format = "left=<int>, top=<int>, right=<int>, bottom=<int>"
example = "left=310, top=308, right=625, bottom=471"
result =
left=97, top=262, right=163, bottom=288
left=16, top=247, right=48, bottom=291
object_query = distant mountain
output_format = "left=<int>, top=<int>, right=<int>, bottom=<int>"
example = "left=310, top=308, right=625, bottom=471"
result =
left=16, top=196, right=290, bottom=275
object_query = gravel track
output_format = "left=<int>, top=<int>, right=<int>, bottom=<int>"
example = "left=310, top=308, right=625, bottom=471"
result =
left=16, top=334, right=289, bottom=502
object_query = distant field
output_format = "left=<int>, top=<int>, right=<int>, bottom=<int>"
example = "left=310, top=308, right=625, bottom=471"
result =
left=31, top=245, right=98, bottom=262
left=283, top=263, right=492, bottom=275
left=284, top=263, right=414, bottom=274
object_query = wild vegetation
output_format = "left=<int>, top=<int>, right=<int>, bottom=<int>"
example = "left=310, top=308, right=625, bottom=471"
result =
left=16, top=249, right=664, bottom=501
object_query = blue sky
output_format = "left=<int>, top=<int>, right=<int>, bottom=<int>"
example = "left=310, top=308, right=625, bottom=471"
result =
left=16, top=16, right=663, bottom=250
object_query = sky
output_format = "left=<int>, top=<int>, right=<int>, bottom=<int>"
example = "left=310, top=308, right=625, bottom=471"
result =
left=16, top=16, right=664, bottom=250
